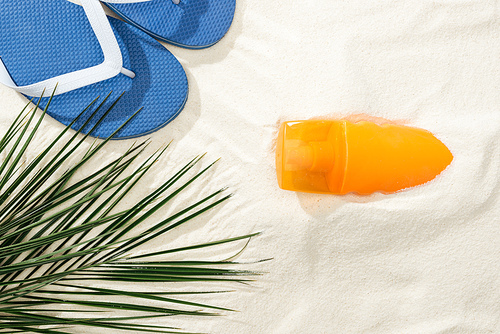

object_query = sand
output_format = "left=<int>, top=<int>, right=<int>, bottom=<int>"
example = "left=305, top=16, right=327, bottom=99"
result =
left=0, top=0, right=499, bottom=333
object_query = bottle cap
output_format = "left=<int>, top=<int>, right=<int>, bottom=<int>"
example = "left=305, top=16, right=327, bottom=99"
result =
left=276, top=120, right=338, bottom=193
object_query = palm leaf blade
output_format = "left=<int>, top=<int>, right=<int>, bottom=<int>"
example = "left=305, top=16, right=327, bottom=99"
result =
left=0, top=94, right=262, bottom=333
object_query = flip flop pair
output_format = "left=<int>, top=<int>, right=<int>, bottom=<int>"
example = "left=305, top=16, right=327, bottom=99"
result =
left=0, top=0, right=236, bottom=139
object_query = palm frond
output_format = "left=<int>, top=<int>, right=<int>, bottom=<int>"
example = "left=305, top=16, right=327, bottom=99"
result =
left=0, top=93, right=262, bottom=333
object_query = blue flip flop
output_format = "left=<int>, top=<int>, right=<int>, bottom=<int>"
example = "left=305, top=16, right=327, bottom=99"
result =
left=0, top=0, right=188, bottom=139
left=102, top=0, right=236, bottom=49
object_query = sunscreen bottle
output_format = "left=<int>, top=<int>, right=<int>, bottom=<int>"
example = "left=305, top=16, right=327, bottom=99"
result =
left=276, top=120, right=453, bottom=195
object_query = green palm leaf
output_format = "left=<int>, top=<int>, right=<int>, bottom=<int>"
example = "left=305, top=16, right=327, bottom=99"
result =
left=0, top=93, right=264, bottom=333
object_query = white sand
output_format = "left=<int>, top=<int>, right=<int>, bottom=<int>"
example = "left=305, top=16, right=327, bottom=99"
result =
left=1, top=0, right=500, bottom=333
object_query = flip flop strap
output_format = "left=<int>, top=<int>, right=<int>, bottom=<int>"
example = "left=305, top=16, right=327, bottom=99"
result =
left=0, top=0, right=135, bottom=97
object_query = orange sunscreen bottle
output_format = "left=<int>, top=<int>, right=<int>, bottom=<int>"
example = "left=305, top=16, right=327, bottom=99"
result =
left=276, top=120, right=453, bottom=195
